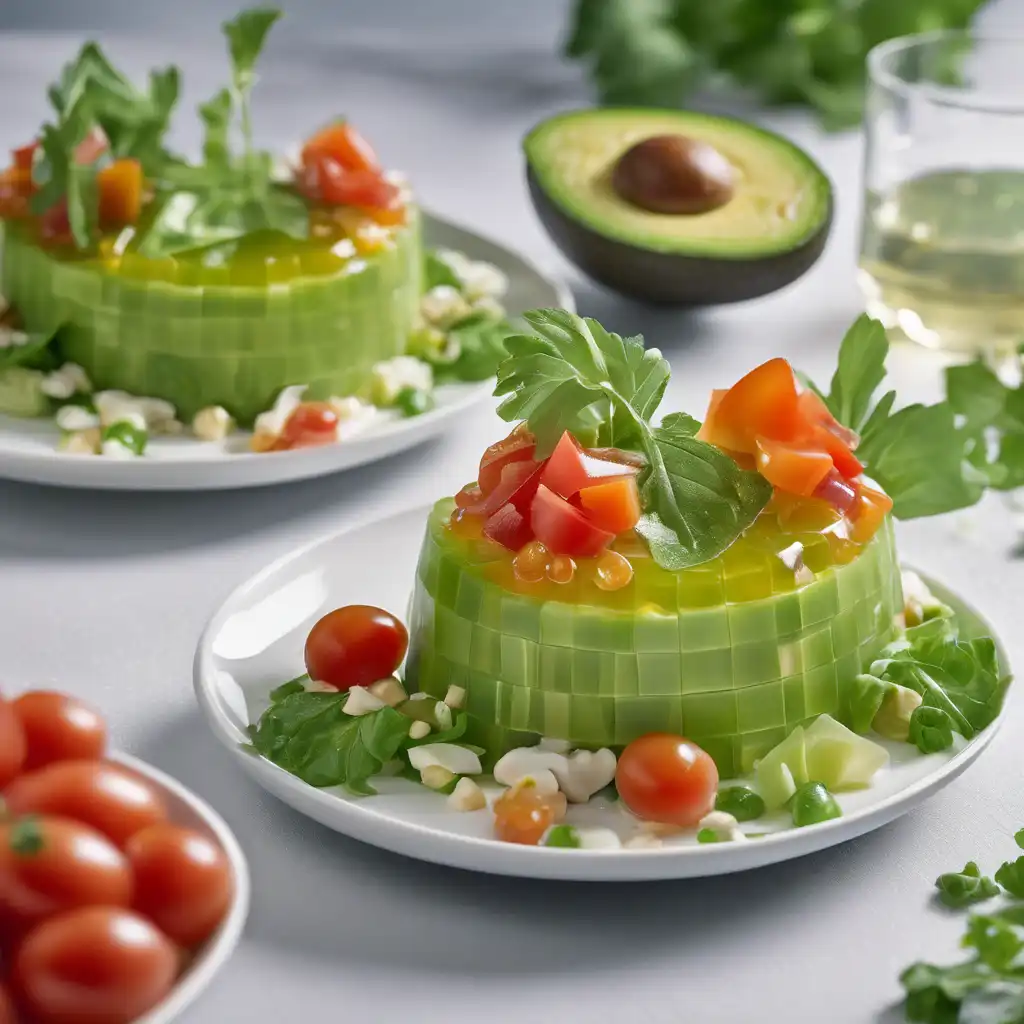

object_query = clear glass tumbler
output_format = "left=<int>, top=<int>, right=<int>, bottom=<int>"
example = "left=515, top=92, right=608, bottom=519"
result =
left=859, top=32, right=1024, bottom=356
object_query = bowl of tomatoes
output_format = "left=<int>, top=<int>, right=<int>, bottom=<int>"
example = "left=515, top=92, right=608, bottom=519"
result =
left=0, top=690, right=250, bottom=1024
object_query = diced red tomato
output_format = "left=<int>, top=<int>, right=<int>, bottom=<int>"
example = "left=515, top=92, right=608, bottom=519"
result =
left=848, top=483, right=893, bottom=543
left=276, top=401, right=339, bottom=450
left=540, top=431, right=638, bottom=499
left=813, top=470, right=858, bottom=514
left=0, top=166, right=34, bottom=220
left=577, top=476, right=641, bottom=534
left=39, top=201, right=71, bottom=244
left=796, top=393, right=863, bottom=479
left=698, top=358, right=802, bottom=454
left=301, top=122, right=381, bottom=175
left=462, top=460, right=545, bottom=518
left=482, top=502, right=534, bottom=551
left=530, top=484, right=614, bottom=557
left=12, top=142, right=37, bottom=172
left=97, top=158, right=142, bottom=227
left=797, top=392, right=859, bottom=450
left=478, top=425, right=535, bottom=495
left=73, top=127, right=108, bottom=166
left=754, top=437, right=833, bottom=497
left=302, top=156, right=399, bottom=209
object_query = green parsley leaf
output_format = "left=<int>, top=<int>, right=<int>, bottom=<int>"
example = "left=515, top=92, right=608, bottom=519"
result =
left=934, top=862, right=1000, bottom=909
left=199, top=88, right=233, bottom=170
left=909, top=706, right=955, bottom=754
left=223, top=8, right=282, bottom=90
left=963, top=914, right=1023, bottom=971
left=821, top=314, right=888, bottom=433
left=250, top=690, right=411, bottom=794
left=995, top=857, right=1024, bottom=899
left=495, top=310, right=771, bottom=569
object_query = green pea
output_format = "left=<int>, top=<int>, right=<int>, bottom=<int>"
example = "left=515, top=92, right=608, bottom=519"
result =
left=697, top=828, right=722, bottom=844
left=102, top=420, right=147, bottom=455
left=395, top=387, right=434, bottom=418
left=714, top=786, right=766, bottom=822
left=790, top=782, right=841, bottom=828
left=544, top=825, right=581, bottom=848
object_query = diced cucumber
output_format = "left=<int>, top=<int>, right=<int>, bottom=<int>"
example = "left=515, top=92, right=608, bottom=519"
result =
left=755, top=725, right=808, bottom=810
left=0, top=366, right=49, bottom=417
left=803, top=714, right=889, bottom=791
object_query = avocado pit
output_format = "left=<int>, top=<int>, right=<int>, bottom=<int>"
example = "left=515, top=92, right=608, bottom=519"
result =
left=611, top=134, right=736, bottom=216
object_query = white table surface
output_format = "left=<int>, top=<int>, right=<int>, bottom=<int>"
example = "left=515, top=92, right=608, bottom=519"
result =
left=2, top=5, right=1024, bottom=1021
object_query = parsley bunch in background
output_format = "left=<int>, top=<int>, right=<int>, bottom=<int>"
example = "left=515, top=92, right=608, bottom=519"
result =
left=563, top=0, right=987, bottom=130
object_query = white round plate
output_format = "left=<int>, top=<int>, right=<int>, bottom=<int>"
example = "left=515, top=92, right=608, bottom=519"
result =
left=111, top=752, right=250, bottom=1023
left=194, top=504, right=1009, bottom=882
left=0, top=212, right=573, bottom=491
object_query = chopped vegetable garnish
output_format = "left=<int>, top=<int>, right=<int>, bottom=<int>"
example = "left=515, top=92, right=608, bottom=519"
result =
left=934, top=862, right=999, bottom=909
left=789, top=782, right=841, bottom=828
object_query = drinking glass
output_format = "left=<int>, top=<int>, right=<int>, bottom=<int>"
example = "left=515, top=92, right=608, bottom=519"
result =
left=859, top=32, right=1024, bottom=356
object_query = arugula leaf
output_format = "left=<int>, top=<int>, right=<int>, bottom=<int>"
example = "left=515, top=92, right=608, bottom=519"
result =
left=935, top=862, right=1000, bottom=909
left=995, top=857, right=1024, bottom=899
left=495, top=310, right=771, bottom=569
left=250, top=690, right=410, bottom=794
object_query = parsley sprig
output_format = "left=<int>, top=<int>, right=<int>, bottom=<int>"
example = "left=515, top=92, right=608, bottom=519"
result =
left=494, top=309, right=772, bottom=570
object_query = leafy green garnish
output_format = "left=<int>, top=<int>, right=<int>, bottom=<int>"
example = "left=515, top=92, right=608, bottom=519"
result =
left=249, top=690, right=411, bottom=795
left=849, top=673, right=892, bottom=734
left=543, top=824, right=582, bottom=848
left=806, top=314, right=988, bottom=519
left=103, top=420, right=147, bottom=455
left=909, top=706, right=955, bottom=755
left=269, top=675, right=309, bottom=702
left=935, top=862, right=1000, bottom=909
left=494, top=310, right=772, bottom=569
left=0, top=326, right=62, bottom=373
left=996, top=858, right=1024, bottom=899
left=424, top=250, right=462, bottom=291
left=436, top=314, right=519, bottom=383
left=563, top=0, right=985, bottom=130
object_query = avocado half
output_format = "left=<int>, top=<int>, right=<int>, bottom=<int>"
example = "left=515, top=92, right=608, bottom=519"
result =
left=524, top=109, right=833, bottom=305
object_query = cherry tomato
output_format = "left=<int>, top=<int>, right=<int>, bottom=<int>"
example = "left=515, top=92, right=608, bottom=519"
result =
left=539, top=431, right=637, bottom=499
left=304, top=606, right=408, bottom=690
left=12, top=692, right=106, bottom=771
left=0, top=982, right=15, bottom=1024
left=301, top=121, right=381, bottom=174
left=477, top=424, right=535, bottom=495
left=3, top=761, right=168, bottom=849
left=577, top=477, right=642, bottom=534
left=0, top=816, right=130, bottom=925
left=616, top=733, right=719, bottom=827
left=493, top=784, right=567, bottom=845
left=276, top=401, right=338, bottom=450
left=0, top=700, right=26, bottom=789
left=530, top=484, right=614, bottom=558
left=15, top=907, right=178, bottom=1024
left=126, top=825, right=232, bottom=947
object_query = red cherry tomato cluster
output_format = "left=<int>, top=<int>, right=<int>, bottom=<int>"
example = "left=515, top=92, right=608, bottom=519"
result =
left=455, top=426, right=643, bottom=558
left=304, top=605, right=409, bottom=691
left=295, top=122, right=403, bottom=223
left=697, top=358, right=893, bottom=542
left=0, top=690, right=234, bottom=1024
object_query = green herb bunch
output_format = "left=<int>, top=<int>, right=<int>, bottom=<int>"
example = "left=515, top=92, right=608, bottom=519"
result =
left=563, top=0, right=987, bottom=130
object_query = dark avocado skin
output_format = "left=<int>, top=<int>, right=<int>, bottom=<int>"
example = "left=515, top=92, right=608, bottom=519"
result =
left=527, top=166, right=833, bottom=306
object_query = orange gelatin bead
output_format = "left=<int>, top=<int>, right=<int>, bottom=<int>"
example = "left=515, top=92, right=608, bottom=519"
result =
left=594, top=549, right=633, bottom=592
left=493, top=781, right=567, bottom=846
left=547, top=554, right=576, bottom=585
left=513, top=540, right=549, bottom=583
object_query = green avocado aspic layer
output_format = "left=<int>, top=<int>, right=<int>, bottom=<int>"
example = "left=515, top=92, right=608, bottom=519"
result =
left=405, top=500, right=903, bottom=777
left=0, top=211, right=422, bottom=425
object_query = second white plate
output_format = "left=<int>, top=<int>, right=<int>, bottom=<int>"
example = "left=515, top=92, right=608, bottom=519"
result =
left=193, top=504, right=1010, bottom=882
left=0, top=212, right=572, bottom=491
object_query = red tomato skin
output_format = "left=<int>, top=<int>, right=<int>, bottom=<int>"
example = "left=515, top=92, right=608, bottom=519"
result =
left=301, top=121, right=380, bottom=174
left=539, top=432, right=637, bottom=498
left=616, top=733, right=719, bottom=827
left=277, top=401, right=339, bottom=450
left=0, top=817, right=131, bottom=925
left=12, top=692, right=107, bottom=771
left=0, top=701, right=27, bottom=789
left=126, top=825, right=232, bottom=948
left=304, top=606, right=409, bottom=690
left=14, top=907, right=178, bottom=1024
left=482, top=502, right=534, bottom=551
left=754, top=437, right=833, bottom=497
left=530, top=484, right=614, bottom=557
left=461, top=460, right=544, bottom=519
left=3, top=761, right=168, bottom=850
left=0, top=982, right=16, bottom=1024
left=477, top=426, right=535, bottom=494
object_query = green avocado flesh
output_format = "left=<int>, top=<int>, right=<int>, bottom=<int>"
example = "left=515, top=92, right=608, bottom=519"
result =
left=0, top=211, right=422, bottom=425
left=524, top=109, right=831, bottom=260
left=405, top=499, right=903, bottom=778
